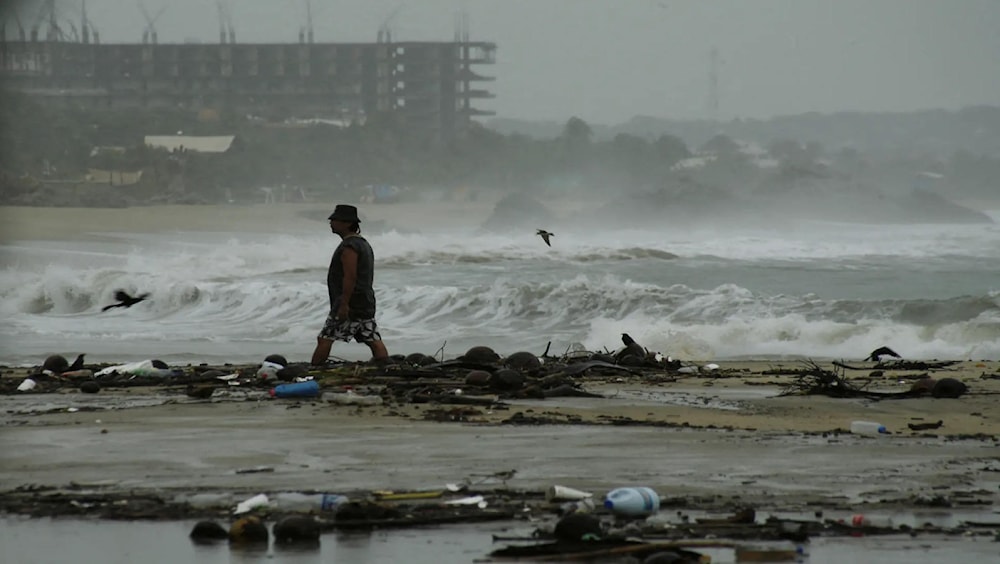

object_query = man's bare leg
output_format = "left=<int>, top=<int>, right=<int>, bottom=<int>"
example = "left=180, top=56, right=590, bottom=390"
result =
left=367, top=340, right=389, bottom=360
left=311, top=337, right=334, bottom=366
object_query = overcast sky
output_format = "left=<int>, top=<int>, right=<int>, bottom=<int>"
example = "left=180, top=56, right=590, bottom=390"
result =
left=8, top=0, right=1000, bottom=124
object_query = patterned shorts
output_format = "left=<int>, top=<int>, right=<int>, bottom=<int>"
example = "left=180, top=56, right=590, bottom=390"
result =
left=318, top=313, right=382, bottom=343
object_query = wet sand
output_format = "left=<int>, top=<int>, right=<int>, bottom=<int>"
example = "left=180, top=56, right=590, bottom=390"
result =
left=2, top=360, right=998, bottom=508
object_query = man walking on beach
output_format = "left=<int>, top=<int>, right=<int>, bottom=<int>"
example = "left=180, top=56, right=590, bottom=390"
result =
left=311, top=204, right=390, bottom=365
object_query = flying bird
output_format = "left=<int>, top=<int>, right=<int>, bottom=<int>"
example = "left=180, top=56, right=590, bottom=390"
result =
left=865, top=346, right=901, bottom=362
left=536, top=229, right=554, bottom=247
left=102, top=290, right=150, bottom=312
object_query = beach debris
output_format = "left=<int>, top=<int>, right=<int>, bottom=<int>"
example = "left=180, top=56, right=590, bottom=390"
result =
left=273, top=516, right=320, bottom=545
left=604, top=487, right=660, bottom=517
left=67, top=354, right=86, bottom=371
left=459, top=345, right=501, bottom=364
left=931, top=377, right=968, bottom=398
left=504, top=351, right=543, bottom=373
left=234, top=493, right=269, bottom=515
left=270, top=380, right=320, bottom=398
left=101, top=289, right=150, bottom=312
left=79, top=381, right=101, bottom=394
left=95, top=359, right=175, bottom=378
left=865, top=346, right=902, bottom=362
left=189, top=520, right=229, bottom=543
left=908, top=420, right=944, bottom=431
left=42, top=354, right=69, bottom=374
left=16, top=378, right=37, bottom=392
left=554, top=513, right=603, bottom=541
left=256, top=361, right=284, bottom=381
left=229, top=515, right=269, bottom=544
left=264, top=354, right=288, bottom=367
left=546, top=485, right=593, bottom=502
left=276, top=364, right=309, bottom=381
left=444, top=495, right=488, bottom=508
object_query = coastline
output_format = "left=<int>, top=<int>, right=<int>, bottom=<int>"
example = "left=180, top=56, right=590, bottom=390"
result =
left=0, top=200, right=507, bottom=244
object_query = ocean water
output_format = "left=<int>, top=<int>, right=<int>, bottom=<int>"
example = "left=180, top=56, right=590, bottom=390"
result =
left=1, top=211, right=998, bottom=366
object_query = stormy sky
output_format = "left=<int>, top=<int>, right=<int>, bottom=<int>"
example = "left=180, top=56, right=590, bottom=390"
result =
left=6, top=0, right=1000, bottom=124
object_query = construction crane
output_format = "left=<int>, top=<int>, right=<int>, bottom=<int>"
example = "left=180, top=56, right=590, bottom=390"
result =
left=138, top=1, right=166, bottom=44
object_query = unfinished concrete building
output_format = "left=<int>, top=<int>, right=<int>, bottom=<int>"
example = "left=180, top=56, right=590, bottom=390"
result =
left=0, top=32, right=496, bottom=140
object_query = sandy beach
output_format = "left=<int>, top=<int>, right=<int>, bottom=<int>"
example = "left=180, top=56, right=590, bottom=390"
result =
left=2, top=359, right=998, bottom=500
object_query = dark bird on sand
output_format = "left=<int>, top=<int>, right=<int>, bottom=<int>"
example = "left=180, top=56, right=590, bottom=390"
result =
left=102, top=290, right=150, bottom=311
left=865, top=346, right=901, bottom=362
left=67, top=354, right=85, bottom=371
left=536, top=229, right=554, bottom=247
left=616, top=333, right=646, bottom=362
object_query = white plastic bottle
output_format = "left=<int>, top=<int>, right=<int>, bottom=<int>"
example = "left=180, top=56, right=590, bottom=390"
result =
left=850, top=420, right=888, bottom=436
left=603, top=487, right=660, bottom=517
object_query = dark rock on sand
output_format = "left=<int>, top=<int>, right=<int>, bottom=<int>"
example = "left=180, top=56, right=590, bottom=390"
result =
left=334, top=500, right=399, bottom=521
left=273, top=516, right=321, bottom=544
left=465, top=370, right=492, bottom=387
left=229, top=516, right=269, bottom=544
left=190, top=520, right=229, bottom=542
left=910, top=377, right=937, bottom=395
left=504, top=351, right=542, bottom=372
left=553, top=513, right=603, bottom=542
left=932, top=377, right=968, bottom=399
left=264, top=354, right=288, bottom=367
left=461, top=346, right=501, bottom=364
left=405, top=353, right=436, bottom=366
left=276, top=365, right=308, bottom=382
left=43, top=354, right=69, bottom=374
left=490, top=369, right=526, bottom=391
left=79, top=381, right=101, bottom=394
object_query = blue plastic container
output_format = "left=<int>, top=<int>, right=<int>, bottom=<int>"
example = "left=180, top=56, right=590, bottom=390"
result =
left=604, top=487, right=660, bottom=516
left=271, top=380, right=320, bottom=398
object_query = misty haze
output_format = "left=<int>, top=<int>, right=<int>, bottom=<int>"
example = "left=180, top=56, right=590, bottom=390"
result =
left=0, top=2, right=999, bottom=563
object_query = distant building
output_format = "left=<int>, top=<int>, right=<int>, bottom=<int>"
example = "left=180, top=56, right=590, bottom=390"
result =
left=0, top=37, right=496, bottom=141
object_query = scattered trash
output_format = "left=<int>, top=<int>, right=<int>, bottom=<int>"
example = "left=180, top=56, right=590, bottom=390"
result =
left=270, top=380, right=320, bottom=398
left=233, top=493, right=269, bottom=515
left=604, top=486, right=660, bottom=517
left=271, top=492, right=347, bottom=511
left=256, top=361, right=284, bottom=381
left=850, top=420, right=888, bottom=436
left=95, top=360, right=178, bottom=378
left=546, top=485, right=593, bottom=502
left=444, top=495, right=488, bottom=508
left=559, top=498, right=597, bottom=515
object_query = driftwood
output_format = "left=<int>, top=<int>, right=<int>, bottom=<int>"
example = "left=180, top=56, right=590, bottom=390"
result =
left=779, top=360, right=923, bottom=400
left=556, top=361, right=642, bottom=377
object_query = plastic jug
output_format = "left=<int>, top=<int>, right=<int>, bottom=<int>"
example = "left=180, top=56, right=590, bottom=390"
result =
left=271, top=380, right=320, bottom=398
left=604, top=487, right=660, bottom=516
left=850, top=420, right=888, bottom=435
